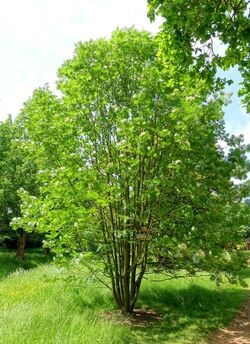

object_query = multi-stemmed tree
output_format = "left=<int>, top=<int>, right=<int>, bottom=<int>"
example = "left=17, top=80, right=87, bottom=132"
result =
left=13, top=29, right=250, bottom=313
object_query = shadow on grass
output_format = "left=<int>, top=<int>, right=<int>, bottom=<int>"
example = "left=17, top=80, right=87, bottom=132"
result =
left=131, top=277, right=250, bottom=343
left=71, top=269, right=250, bottom=343
left=238, top=267, right=250, bottom=280
left=0, top=248, right=50, bottom=279
left=74, top=290, right=109, bottom=311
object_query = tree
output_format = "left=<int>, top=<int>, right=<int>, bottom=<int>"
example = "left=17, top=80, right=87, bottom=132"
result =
left=148, top=0, right=250, bottom=111
left=0, top=116, right=38, bottom=259
left=0, top=117, right=16, bottom=245
left=15, top=29, right=250, bottom=313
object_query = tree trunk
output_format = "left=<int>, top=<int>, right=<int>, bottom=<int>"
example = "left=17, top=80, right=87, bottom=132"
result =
left=44, top=247, right=50, bottom=255
left=16, top=230, right=27, bottom=260
left=109, top=238, right=148, bottom=315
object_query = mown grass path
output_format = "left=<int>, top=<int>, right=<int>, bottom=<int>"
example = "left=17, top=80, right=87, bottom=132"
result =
left=206, top=258, right=250, bottom=344
left=207, top=297, right=250, bottom=344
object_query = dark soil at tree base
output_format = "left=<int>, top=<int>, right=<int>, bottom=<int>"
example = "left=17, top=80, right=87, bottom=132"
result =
left=103, top=308, right=163, bottom=327
left=207, top=298, right=250, bottom=344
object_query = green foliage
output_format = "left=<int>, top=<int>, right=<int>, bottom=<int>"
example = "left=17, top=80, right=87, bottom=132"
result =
left=148, top=0, right=250, bottom=111
left=12, top=28, right=250, bottom=312
left=0, top=116, right=39, bottom=248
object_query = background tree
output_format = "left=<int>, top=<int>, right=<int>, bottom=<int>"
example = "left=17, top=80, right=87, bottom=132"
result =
left=0, top=117, right=16, bottom=245
left=0, top=116, right=39, bottom=259
left=13, top=29, right=250, bottom=314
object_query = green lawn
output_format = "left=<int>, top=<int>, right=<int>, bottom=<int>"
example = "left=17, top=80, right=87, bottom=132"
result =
left=0, top=248, right=249, bottom=344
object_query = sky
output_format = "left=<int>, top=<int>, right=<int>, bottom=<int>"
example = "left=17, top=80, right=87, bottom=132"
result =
left=0, top=0, right=249, bottom=144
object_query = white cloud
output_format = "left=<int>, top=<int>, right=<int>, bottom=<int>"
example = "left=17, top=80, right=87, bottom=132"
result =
left=241, top=121, right=250, bottom=145
left=240, top=104, right=248, bottom=116
left=0, top=0, right=162, bottom=121
left=217, top=139, right=230, bottom=155
left=213, top=37, right=228, bottom=57
left=0, top=0, right=247, bottom=148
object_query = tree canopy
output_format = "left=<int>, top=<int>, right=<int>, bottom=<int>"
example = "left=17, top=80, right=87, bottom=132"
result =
left=11, top=28, right=250, bottom=313
left=0, top=116, right=39, bottom=257
left=148, top=0, right=250, bottom=111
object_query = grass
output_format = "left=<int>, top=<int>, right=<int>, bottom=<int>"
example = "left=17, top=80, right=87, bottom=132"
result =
left=0, top=247, right=50, bottom=279
left=0, top=248, right=249, bottom=344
